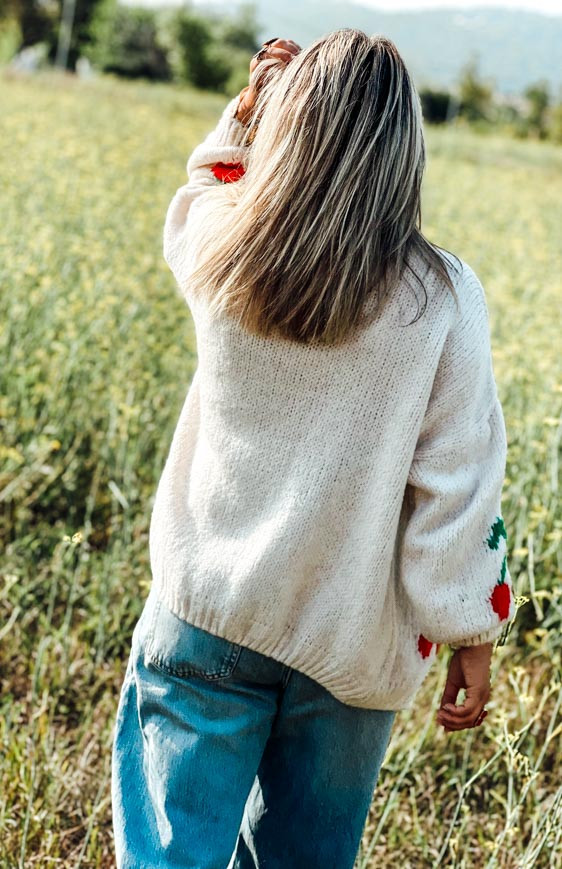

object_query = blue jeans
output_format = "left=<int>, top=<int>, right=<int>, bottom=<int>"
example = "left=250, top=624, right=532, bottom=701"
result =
left=111, top=586, right=396, bottom=868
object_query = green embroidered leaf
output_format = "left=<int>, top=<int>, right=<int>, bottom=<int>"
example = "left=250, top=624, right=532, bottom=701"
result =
left=499, top=553, right=507, bottom=583
left=486, top=516, right=507, bottom=550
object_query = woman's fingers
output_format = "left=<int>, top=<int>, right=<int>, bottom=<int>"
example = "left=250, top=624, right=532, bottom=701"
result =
left=438, top=705, right=480, bottom=727
left=250, top=46, right=294, bottom=73
left=264, top=38, right=301, bottom=56
left=266, top=46, right=296, bottom=63
left=437, top=703, right=488, bottom=731
left=249, top=37, right=301, bottom=77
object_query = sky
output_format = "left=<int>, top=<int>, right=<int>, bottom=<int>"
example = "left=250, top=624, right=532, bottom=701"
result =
left=356, top=0, right=562, bottom=11
left=122, top=0, right=562, bottom=13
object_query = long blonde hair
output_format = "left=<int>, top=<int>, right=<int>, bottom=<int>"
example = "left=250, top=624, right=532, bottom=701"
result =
left=187, top=28, right=461, bottom=346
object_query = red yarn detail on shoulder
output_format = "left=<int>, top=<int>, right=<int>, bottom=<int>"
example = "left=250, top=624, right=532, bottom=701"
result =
left=211, top=162, right=246, bottom=183
left=418, top=633, right=434, bottom=659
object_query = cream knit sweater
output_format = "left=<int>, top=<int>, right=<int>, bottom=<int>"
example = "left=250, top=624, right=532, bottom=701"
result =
left=151, top=96, right=517, bottom=710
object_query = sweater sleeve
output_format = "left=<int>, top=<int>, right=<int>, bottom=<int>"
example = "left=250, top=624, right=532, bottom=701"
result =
left=163, top=95, right=249, bottom=291
left=398, top=261, right=517, bottom=650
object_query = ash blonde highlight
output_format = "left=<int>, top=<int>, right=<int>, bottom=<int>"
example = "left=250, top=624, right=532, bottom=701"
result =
left=186, top=28, right=461, bottom=346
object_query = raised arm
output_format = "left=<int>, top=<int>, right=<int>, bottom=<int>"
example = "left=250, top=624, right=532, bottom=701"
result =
left=162, top=95, right=250, bottom=292
left=163, top=38, right=302, bottom=295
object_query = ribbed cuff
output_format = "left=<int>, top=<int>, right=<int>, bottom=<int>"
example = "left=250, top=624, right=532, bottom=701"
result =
left=185, top=97, right=250, bottom=178
left=449, top=623, right=505, bottom=649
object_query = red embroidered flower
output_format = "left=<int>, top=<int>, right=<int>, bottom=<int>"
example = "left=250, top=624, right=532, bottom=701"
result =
left=210, top=162, right=246, bottom=183
left=418, top=633, right=437, bottom=659
left=489, top=555, right=511, bottom=619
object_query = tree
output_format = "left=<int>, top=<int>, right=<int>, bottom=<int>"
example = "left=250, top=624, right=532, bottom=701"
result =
left=0, top=13, right=22, bottom=63
left=2, top=0, right=104, bottom=68
left=419, top=87, right=452, bottom=124
left=457, top=56, right=494, bottom=123
left=524, top=80, right=550, bottom=140
left=214, top=2, right=261, bottom=93
left=85, top=0, right=171, bottom=81
left=546, top=101, right=562, bottom=144
left=174, top=9, right=231, bottom=91
left=219, top=2, right=260, bottom=53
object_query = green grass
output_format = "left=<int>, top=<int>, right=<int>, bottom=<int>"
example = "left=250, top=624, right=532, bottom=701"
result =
left=1, top=68, right=561, bottom=867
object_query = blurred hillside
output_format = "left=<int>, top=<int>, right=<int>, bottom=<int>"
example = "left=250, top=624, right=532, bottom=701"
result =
left=193, top=0, right=562, bottom=97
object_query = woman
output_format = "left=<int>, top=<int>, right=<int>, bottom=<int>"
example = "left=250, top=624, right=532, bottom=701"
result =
left=111, top=30, right=516, bottom=868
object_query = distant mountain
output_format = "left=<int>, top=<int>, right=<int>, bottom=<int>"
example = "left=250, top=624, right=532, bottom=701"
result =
left=195, top=0, right=562, bottom=97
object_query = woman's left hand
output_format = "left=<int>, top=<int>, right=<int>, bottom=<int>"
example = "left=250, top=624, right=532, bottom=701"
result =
left=436, top=644, right=492, bottom=732
left=235, top=38, right=301, bottom=126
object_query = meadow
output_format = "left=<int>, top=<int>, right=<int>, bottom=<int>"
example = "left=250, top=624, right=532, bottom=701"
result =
left=0, top=68, right=561, bottom=867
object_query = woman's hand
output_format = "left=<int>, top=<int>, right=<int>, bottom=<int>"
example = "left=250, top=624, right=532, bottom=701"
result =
left=436, top=643, right=493, bottom=732
left=235, top=37, right=302, bottom=127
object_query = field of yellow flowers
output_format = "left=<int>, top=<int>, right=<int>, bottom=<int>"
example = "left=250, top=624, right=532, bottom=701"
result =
left=1, top=69, right=561, bottom=867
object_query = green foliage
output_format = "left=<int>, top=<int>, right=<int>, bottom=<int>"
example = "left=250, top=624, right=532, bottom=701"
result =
left=2, top=0, right=52, bottom=47
left=1, top=0, right=105, bottom=68
left=214, top=2, right=260, bottom=95
left=546, top=102, right=562, bottom=145
left=219, top=2, right=260, bottom=53
left=84, top=0, right=171, bottom=80
left=225, top=60, right=255, bottom=97
left=171, top=2, right=259, bottom=94
left=419, top=87, right=452, bottom=124
left=0, top=14, right=21, bottom=63
left=458, top=56, right=494, bottom=123
left=173, top=9, right=230, bottom=91
left=523, top=79, right=550, bottom=140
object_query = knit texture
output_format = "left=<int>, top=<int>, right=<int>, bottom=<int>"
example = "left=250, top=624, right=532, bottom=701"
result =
left=153, top=96, right=517, bottom=710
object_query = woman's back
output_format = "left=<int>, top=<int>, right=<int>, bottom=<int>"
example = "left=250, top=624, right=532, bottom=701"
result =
left=154, top=106, right=514, bottom=707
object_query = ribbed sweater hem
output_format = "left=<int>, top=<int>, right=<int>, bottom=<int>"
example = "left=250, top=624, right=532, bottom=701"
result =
left=150, top=578, right=430, bottom=711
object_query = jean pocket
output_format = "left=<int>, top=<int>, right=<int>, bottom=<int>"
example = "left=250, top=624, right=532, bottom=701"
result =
left=144, top=595, right=242, bottom=681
